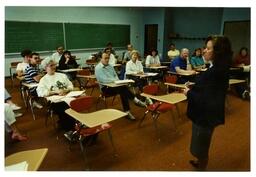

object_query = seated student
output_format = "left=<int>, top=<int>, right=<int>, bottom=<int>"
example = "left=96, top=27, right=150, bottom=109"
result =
left=36, top=58, right=76, bottom=131
left=95, top=52, right=146, bottom=120
left=170, top=48, right=196, bottom=83
left=52, top=46, right=64, bottom=65
left=123, top=44, right=133, bottom=62
left=145, top=48, right=161, bottom=68
left=58, top=50, right=78, bottom=81
left=16, top=49, right=32, bottom=77
left=106, top=42, right=116, bottom=56
left=167, top=43, right=180, bottom=61
left=119, top=44, right=133, bottom=80
left=233, top=47, right=250, bottom=67
left=104, top=48, right=117, bottom=66
left=231, top=47, right=250, bottom=99
left=5, top=103, right=28, bottom=141
left=5, top=89, right=23, bottom=117
left=125, top=50, right=147, bottom=92
left=24, top=52, right=43, bottom=109
left=190, top=48, right=206, bottom=69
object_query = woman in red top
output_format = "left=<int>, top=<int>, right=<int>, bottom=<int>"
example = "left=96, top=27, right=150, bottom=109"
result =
left=233, top=47, right=250, bottom=66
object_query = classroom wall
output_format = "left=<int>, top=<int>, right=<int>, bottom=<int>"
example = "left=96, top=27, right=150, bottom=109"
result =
left=221, top=8, right=250, bottom=33
left=5, top=6, right=144, bottom=76
left=141, top=8, right=165, bottom=60
left=163, top=7, right=223, bottom=60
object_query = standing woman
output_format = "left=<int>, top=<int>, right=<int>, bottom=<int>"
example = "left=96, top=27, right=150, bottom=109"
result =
left=183, top=35, right=232, bottom=170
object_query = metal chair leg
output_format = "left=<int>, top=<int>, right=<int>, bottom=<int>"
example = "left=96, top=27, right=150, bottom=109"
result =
left=107, top=129, right=117, bottom=157
left=138, top=110, right=149, bottom=127
left=79, top=137, right=90, bottom=170
left=29, top=97, right=36, bottom=120
left=152, top=113, right=160, bottom=141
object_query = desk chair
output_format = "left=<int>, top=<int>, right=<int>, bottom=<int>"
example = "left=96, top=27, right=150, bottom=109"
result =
left=76, top=69, right=98, bottom=95
left=138, top=84, right=177, bottom=140
left=165, top=75, right=178, bottom=93
left=68, top=96, right=114, bottom=170
left=5, top=148, right=48, bottom=171
left=9, top=61, right=21, bottom=88
left=96, top=88, right=117, bottom=110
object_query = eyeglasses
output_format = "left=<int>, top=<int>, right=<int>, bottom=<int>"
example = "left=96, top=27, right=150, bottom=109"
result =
left=48, top=64, right=57, bottom=67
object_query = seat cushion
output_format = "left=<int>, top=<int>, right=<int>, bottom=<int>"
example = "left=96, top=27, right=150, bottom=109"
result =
left=76, top=123, right=112, bottom=137
left=147, top=102, right=175, bottom=112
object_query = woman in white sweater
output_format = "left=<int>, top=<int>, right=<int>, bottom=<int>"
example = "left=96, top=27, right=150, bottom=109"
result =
left=37, top=58, right=75, bottom=131
left=125, top=50, right=147, bottom=92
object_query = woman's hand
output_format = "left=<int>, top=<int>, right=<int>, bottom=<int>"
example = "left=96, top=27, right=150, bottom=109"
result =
left=183, top=87, right=190, bottom=96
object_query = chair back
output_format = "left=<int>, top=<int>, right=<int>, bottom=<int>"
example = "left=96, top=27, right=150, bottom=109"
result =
left=10, top=61, right=21, bottom=68
left=165, top=75, right=177, bottom=84
left=77, top=69, right=91, bottom=76
left=143, top=84, right=159, bottom=95
left=70, top=96, right=94, bottom=112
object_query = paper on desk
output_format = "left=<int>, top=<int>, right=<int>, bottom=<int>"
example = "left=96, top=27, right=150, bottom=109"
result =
left=65, top=90, right=85, bottom=97
left=114, top=79, right=135, bottom=85
left=144, top=72, right=158, bottom=76
left=243, top=65, right=250, bottom=72
left=46, top=90, right=85, bottom=103
left=5, top=161, right=28, bottom=171
left=46, top=95, right=65, bottom=103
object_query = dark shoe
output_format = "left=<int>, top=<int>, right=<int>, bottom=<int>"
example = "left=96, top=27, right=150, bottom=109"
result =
left=242, top=90, right=250, bottom=100
left=125, top=111, right=136, bottom=120
left=64, top=131, right=77, bottom=142
left=189, top=160, right=200, bottom=168
left=189, top=159, right=207, bottom=170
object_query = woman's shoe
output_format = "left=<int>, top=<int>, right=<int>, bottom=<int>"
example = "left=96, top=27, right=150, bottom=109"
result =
left=11, top=132, right=28, bottom=141
left=189, top=160, right=200, bottom=168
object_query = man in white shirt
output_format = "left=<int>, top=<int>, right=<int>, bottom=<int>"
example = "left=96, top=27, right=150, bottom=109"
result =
left=16, top=49, right=32, bottom=77
left=51, top=46, right=64, bottom=65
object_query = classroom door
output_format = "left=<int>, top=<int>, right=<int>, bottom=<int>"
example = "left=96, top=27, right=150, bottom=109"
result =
left=223, top=21, right=250, bottom=55
left=144, top=24, right=158, bottom=57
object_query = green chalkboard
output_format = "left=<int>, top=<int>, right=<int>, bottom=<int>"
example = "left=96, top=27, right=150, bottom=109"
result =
left=5, top=21, right=64, bottom=53
left=65, top=23, right=130, bottom=49
left=5, top=21, right=130, bottom=53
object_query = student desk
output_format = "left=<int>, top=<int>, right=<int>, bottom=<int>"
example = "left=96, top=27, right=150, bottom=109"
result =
left=147, top=66, right=168, bottom=70
left=141, top=92, right=187, bottom=105
left=58, top=68, right=83, bottom=73
left=167, top=71, right=198, bottom=76
left=229, top=79, right=246, bottom=85
left=101, top=80, right=135, bottom=88
left=76, top=74, right=96, bottom=79
left=65, top=108, right=127, bottom=128
left=165, top=79, right=245, bottom=90
left=5, top=148, right=48, bottom=171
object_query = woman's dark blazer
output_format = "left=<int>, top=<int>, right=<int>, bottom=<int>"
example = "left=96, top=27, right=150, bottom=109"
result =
left=187, top=65, right=229, bottom=127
